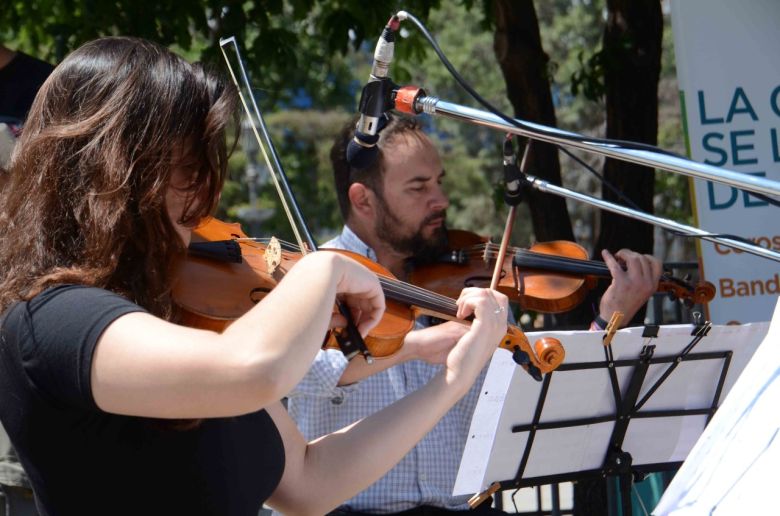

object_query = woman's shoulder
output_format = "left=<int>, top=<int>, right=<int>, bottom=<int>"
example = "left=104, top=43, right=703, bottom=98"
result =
left=27, top=284, right=140, bottom=312
left=2, top=284, right=146, bottom=352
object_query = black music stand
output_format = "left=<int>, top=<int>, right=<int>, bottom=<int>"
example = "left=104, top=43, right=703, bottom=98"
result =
left=454, top=322, right=770, bottom=515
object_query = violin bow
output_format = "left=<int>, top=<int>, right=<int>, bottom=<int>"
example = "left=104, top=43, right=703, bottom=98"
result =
left=219, top=37, right=310, bottom=251
left=218, top=37, right=373, bottom=362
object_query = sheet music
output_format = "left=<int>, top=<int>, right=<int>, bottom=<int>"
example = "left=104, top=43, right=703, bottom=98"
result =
left=454, top=322, right=770, bottom=496
left=653, top=298, right=780, bottom=515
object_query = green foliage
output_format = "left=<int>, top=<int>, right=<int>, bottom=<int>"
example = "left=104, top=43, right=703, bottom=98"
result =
left=2, top=0, right=695, bottom=259
left=0, top=0, right=441, bottom=110
left=537, top=0, right=606, bottom=131
left=231, top=109, right=351, bottom=243
left=570, top=48, right=606, bottom=101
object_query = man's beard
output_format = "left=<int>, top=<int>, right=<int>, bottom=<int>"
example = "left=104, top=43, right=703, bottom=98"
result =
left=374, top=195, right=449, bottom=262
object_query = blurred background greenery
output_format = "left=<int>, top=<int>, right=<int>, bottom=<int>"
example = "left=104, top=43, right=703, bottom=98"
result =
left=1, top=0, right=694, bottom=262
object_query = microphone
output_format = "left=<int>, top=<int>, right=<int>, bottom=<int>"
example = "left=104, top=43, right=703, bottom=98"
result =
left=502, top=137, right=524, bottom=206
left=346, top=15, right=401, bottom=170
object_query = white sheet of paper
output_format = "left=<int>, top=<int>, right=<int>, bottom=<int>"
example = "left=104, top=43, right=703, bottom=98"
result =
left=454, top=321, right=770, bottom=496
left=653, top=298, right=780, bottom=515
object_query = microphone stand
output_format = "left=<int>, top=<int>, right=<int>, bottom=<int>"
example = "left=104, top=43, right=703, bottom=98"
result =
left=392, top=90, right=780, bottom=264
left=407, top=96, right=780, bottom=199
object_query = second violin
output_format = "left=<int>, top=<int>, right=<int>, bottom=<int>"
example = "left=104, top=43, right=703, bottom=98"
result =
left=410, top=230, right=716, bottom=314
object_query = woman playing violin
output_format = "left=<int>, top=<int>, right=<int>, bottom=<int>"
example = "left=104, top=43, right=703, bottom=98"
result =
left=0, top=37, right=510, bottom=515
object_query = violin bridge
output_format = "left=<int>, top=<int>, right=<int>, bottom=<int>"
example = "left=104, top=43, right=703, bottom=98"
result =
left=482, top=239, right=492, bottom=265
left=265, top=236, right=282, bottom=274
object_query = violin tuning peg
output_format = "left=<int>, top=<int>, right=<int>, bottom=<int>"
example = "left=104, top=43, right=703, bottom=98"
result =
left=511, top=348, right=543, bottom=381
left=527, top=364, right=543, bottom=382
left=512, top=347, right=530, bottom=366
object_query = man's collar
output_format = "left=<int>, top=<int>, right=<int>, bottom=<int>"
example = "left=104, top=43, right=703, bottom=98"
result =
left=340, top=225, right=378, bottom=262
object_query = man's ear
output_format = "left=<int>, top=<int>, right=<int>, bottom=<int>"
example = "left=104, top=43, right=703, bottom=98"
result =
left=348, top=183, right=375, bottom=219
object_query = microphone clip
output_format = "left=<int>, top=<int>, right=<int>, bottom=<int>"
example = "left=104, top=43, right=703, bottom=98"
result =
left=354, top=77, right=398, bottom=143
left=503, top=136, right=528, bottom=207
left=346, top=78, right=397, bottom=170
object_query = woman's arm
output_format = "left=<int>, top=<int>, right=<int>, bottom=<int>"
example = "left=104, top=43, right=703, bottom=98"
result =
left=336, top=321, right=470, bottom=385
left=267, top=288, right=508, bottom=516
left=286, top=322, right=470, bottom=402
left=90, top=252, right=384, bottom=419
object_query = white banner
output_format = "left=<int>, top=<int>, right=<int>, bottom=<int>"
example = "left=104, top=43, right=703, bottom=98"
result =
left=671, top=0, right=780, bottom=323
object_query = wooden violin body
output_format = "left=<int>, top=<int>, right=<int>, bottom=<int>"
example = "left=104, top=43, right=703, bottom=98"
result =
left=411, top=230, right=597, bottom=313
left=172, top=219, right=565, bottom=377
left=173, top=218, right=293, bottom=331
left=410, top=230, right=716, bottom=313
left=174, top=219, right=417, bottom=358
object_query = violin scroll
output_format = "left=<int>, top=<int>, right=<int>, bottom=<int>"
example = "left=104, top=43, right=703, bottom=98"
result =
left=535, top=337, right=565, bottom=371
left=693, top=282, right=717, bottom=305
left=499, top=326, right=564, bottom=377
left=658, top=277, right=717, bottom=307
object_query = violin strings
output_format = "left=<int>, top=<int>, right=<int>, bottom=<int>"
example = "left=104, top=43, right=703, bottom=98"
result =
left=236, top=236, right=604, bottom=277
left=379, top=277, right=459, bottom=316
left=474, top=243, right=607, bottom=265
left=226, top=237, right=460, bottom=315
left=234, top=238, right=677, bottom=285
left=221, top=237, right=691, bottom=306
left=464, top=244, right=692, bottom=293
left=460, top=245, right=611, bottom=275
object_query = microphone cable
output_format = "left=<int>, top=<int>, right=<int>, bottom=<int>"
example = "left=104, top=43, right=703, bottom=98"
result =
left=397, top=11, right=780, bottom=209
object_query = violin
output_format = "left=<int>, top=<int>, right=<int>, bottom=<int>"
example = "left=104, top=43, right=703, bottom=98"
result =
left=172, top=218, right=565, bottom=379
left=410, top=230, right=716, bottom=314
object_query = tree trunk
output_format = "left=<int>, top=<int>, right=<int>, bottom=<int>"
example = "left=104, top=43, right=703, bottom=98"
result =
left=575, top=3, right=663, bottom=516
left=593, top=0, right=663, bottom=320
left=492, top=0, right=574, bottom=244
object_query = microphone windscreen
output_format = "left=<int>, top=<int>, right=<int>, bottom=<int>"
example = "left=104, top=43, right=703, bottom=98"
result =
left=346, top=140, right=379, bottom=170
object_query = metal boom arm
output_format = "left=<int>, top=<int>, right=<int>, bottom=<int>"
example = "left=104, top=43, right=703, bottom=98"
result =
left=397, top=94, right=780, bottom=263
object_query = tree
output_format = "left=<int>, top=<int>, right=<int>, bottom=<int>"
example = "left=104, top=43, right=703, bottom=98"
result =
left=2, top=1, right=457, bottom=110
left=570, top=2, right=664, bottom=514
left=595, top=0, right=663, bottom=322
left=491, top=0, right=575, bottom=244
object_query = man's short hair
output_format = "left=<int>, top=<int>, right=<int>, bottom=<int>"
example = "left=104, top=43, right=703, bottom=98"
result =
left=330, top=114, right=423, bottom=221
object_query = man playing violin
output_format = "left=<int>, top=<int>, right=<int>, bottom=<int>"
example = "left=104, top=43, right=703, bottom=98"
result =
left=284, top=114, right=663, bottom=515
